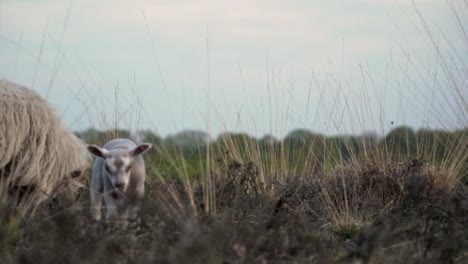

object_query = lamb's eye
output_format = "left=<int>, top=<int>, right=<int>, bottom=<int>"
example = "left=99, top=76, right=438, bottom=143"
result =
left=105, top=164, right=112, bottom=173
left=126, top=165, right=132, bottom=172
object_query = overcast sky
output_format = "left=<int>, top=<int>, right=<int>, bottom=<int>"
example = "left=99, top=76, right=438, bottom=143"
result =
left=0, top=0, right=466, bottom=138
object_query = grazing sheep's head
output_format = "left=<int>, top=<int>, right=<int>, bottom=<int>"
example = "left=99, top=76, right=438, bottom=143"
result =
left=87, top=143, right=152, bottom=192
left=2, top=164, right=91, bottom=214
left=66, top=164, right=91, bottom=198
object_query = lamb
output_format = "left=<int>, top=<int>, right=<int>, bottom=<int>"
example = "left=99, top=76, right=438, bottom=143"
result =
left=0, top=80, right=88, bottom=214
left=87, top=139, right=152, bottom=221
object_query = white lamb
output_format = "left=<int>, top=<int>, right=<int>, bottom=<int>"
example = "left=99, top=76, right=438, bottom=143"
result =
left=87, top=139, right=152, bottom=221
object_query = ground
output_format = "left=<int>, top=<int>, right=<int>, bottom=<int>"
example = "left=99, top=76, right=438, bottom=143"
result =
left=2, top=157, right=468, bottom=263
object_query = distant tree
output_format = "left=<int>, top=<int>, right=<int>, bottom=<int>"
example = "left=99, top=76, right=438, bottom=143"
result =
left=259, top=134, right=278, bottom=148
left=342, top=132, right=379, bottom=159
left=360, top=132, right=379, bottom=147
left=381, top=126, right=417, bottom=158
left=164, top=130, right=209, bottom=153
left=75, top=128, right=105, bottom=145
left=213, top=132, right=259, bottom=160
left=415, top=129, right=445, bottom=161
left=111, top=129, right=132, bottom=139
left=136, top=130, right=163, bottom=146
left=415, top=128, right=467, bottom=164
left=216, top=132, right=257, bottom=146
left=76, top=128, right=132, bottom=145
left=283, top=129, right=325, bottom=150
left=325, top=136, right=352, bottom=161
left=282, top=129, right=326, bottom=171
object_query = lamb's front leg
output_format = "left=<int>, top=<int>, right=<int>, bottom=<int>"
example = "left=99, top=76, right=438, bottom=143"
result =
left=90, top=190, right=103, bottom=221
left=104, top=193, right=118, bottom=220
left=128, top=203, right=141, bottom=221
left=129, top=184, right=144, bottom=221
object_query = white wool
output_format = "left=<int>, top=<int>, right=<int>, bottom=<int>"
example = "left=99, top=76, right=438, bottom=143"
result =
left=0, top=80, right=88, bottom=208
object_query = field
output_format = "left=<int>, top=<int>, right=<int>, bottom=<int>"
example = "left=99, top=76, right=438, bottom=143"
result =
left=1, top=126, right=467, bottom=263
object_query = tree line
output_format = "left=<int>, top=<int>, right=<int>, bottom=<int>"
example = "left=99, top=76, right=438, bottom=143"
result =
left=76, top=126, right=467, bottom=178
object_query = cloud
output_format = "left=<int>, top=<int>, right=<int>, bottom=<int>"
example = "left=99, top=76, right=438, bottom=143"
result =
left=356, top=0, right=444, bottom=5
left=1, top=0, right=447, bottom=56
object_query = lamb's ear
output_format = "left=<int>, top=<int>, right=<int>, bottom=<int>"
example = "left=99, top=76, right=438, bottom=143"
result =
left=87, top=145, right=109, bottom=158
left=129, top=143, right=152, bottom=157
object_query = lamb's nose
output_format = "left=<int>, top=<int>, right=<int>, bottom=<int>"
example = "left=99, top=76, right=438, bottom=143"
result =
left=115, top=183, right=125, bottom=191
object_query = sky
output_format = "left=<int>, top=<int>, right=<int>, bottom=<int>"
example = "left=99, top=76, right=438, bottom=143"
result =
left=0, top=0, right=466, bottom=138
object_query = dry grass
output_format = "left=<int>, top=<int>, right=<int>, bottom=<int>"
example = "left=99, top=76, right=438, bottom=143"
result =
left=1, top=143, right=468, bottom=263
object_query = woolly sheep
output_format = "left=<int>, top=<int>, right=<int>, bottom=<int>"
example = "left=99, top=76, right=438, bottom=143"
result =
left=87, top=139, right=151, bottom=221
left=0, top=80, right=89, bottom=212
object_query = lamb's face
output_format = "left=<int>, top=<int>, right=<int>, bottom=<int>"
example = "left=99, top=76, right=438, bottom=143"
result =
left=87, top=141, right=152, bottom=193
left=104, top=153, right=133, bottom=192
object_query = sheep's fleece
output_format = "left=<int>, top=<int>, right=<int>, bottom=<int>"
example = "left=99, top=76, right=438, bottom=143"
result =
left=0, top=80, right=88, bottom=205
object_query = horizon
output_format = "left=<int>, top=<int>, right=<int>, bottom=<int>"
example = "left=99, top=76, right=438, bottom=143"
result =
left=1, top=0, right=467, bottom=138
left=75, top=124, right=467, bottom=142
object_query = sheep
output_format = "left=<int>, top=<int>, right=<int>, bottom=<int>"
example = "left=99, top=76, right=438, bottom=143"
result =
left=0, top=80, right=89, bottom=214
left=87, top=139, right=152, bottom=222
